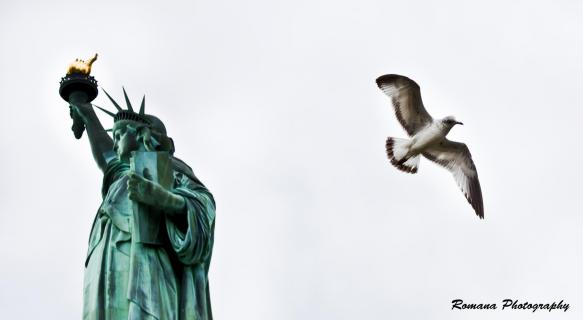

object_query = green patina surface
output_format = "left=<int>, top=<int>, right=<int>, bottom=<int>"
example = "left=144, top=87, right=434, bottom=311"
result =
left=63, top=81, right=215, bottom=320
left=84, top=156, right=215, bottom=320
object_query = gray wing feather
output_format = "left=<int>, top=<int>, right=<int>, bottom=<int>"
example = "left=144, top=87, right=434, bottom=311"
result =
left=376, top=74, right=433, bottom=136
left=423, top=140, right=484, bottom=219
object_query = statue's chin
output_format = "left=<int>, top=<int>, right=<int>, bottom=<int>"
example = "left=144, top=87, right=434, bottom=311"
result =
left=117, top=152, right=131, bottom=164
left=117, top=144, right=140, bottom=163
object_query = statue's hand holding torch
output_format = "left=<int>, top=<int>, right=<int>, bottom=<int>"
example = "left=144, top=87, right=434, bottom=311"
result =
left=59, top=53, right=99, bottom=139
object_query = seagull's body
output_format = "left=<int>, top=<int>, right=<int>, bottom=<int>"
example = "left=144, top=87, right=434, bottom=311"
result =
left=405, top=121, right=451, bottom=155
left=376, top=74, right=484, bottom=219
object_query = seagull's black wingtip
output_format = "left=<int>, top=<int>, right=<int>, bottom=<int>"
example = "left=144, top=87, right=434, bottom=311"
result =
left=475, top=208, right=484, bottom=219
left=375, top=74, right=415, bottom=89
left=376, top=74, right=399, bottom=86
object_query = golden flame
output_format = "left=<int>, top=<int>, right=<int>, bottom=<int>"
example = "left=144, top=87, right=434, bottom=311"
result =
left=66, top=53, right=98, bottom=75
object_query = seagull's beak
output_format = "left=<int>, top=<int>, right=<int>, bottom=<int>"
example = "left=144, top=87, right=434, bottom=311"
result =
left=455, top=121, right=464, bottom=125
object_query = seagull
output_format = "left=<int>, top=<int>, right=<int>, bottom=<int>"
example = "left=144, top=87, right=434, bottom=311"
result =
left=376, top=74, right=484, bottom=219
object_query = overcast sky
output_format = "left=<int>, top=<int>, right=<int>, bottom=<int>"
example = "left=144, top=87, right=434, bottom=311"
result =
left=1, top=0, right=583, bottom=319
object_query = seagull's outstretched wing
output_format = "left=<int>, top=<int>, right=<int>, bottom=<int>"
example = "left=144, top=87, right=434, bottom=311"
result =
left=376, top=74, right=433, bottom=136
left=423, top=140, right=484, bottom=218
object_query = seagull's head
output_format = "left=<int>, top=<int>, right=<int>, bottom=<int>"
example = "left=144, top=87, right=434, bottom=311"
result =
left=441, top=116, right=463, bottom=128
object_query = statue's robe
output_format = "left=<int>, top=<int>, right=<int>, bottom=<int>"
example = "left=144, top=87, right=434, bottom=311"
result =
left=83, top=157, right=215, bottom=320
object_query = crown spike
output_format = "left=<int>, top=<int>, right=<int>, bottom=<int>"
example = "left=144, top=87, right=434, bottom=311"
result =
left=139, top=95, right=145, bottom=115
left=93, top=104, right=115, bottom=117
left=102, top=88, right=123, bottom=111
left=122, top=87, right=133, bottom=112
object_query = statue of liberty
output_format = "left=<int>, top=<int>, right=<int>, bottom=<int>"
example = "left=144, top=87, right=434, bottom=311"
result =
left=60, top=55, right=216, bottom=320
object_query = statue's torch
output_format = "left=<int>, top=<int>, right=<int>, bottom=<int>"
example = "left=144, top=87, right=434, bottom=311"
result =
left=59, top=53, right=99, bottom=139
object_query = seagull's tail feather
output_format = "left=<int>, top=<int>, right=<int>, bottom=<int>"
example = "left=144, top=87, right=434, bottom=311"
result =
left=386, top=137, right=419, bottom=174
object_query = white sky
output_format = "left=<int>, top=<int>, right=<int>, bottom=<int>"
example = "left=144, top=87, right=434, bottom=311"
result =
left=1, top=0, right=582, bottom=319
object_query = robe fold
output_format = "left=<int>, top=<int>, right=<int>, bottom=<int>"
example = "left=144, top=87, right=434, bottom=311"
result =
left=83, top=157, right=215, bottom=320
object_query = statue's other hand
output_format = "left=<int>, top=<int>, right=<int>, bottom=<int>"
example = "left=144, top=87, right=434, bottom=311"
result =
left=127, top=172, right=185, bottom=213
left=128, top=172, right=159, bottom=206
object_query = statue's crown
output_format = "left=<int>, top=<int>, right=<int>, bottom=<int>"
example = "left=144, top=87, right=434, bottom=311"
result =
left=95, top=87, right=151, bottom=126
left=114, top=110, right=152, bottom=125
left=94, top=87, right=173, bottom=153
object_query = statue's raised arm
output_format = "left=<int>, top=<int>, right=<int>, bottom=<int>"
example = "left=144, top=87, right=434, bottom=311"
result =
left=70, top=101, right=114, bottom=171
left=59, top=53, right=113, bottom=172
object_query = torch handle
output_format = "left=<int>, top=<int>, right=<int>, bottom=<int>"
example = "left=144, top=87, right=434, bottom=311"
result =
left=68, top=91, right=88, bottom=139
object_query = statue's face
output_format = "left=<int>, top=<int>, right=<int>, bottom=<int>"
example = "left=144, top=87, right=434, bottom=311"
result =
left=113, top=121, right=140, bottom=162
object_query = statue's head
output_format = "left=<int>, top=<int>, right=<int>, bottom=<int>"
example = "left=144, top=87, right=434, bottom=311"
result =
left=97, top=88, right=175, bottom=162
